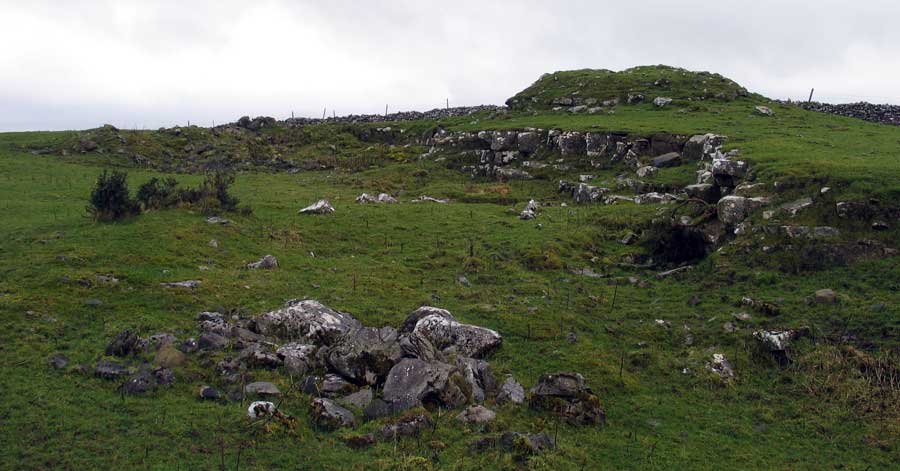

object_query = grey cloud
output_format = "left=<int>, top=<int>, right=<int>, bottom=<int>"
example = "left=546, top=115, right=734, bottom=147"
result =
left=2, top=0, right=899, bottom=131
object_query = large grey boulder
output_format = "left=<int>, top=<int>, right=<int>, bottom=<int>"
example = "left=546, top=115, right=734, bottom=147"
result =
left=254, top=300, right=361, bottom=346
left=712, top=159, right=748, bottom=186
left=381, top=358, right=467, bottom=412
left=324, top=326, right=402, bottom=385
left=399, top=306, right=501, bottom=359
left=653, top=96, right=672, bottom=107
left=310, top=398, right=356, bottom=430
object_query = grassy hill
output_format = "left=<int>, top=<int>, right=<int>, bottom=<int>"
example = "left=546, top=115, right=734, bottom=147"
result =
left=0, top=66, right=898, bottom=470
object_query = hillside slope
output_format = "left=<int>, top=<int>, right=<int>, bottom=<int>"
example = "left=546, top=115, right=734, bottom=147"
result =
left=0, top=66, right=898, bottom=470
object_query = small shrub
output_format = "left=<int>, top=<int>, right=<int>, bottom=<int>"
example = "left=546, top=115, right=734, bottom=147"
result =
left=136, top=177, right=179, bottom=210
left=87, top=170, right=139, bottom=221
left=523, top=244, right=564, bottom=271
left=177, top=172, right=243, bottom=215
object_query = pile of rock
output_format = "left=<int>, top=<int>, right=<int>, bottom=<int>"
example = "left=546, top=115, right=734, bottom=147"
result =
left=88, top=300, right=606, bottom=442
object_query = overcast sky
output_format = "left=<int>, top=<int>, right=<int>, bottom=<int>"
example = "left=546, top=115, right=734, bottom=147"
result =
left=2, top=0, right=899, bottom=131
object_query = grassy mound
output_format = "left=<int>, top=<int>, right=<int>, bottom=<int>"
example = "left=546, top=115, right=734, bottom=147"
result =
left=505, top=65, right=752, bottom=110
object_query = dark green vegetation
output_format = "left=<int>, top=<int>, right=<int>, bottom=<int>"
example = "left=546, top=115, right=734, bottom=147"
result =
left=1, top=66, right=898, bottom=470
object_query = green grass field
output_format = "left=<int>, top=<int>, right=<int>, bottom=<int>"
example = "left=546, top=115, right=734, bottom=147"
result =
left=1, top=67, right=899, bottom=470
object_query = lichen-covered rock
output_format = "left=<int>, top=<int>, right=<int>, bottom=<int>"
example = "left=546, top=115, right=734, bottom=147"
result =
left=529, top=372, right=605, bottom=426
left=247, top=401, right=276, bottom=419
left=717, top=195, right=764, bottom=225
left=399, top=306, right=501, bottom=358
left=683, top=134, right=726, bottom=161
left=254, top=299, right=361, bottom=346
left=381, top=358, right=467, bottom=412
left=455, top=357, right=496, bottom=403
left=310, top=398, right=356, bottom=430
left=496, top=376, right=525, bottom=404
left=324, top=326, right=401, bottom=385
left=653, top=96, right=672, bottom=107
left=753, top=327, right=809, bottom=353
left=572, top=183, right=606, bottom=204
left=276, top=342, right=318, bottom=376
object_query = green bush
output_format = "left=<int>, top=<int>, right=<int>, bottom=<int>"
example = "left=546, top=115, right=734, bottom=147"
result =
left=177, top=172, right=242, bottom=215
left=87, top=170, right=139, bottom=221
left=135, top=176, right=179, bottom=210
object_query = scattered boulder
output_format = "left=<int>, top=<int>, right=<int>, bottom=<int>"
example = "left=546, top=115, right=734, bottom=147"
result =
left=754, top=106, right=775, bottom=116
left=48, top=354, right=69, bottom=370
left=636, top=166, right=658, bottom=178
left=456, top=405, right=496, bottom=424
left=499, top=432, right=555, bottom=455
left=706, top=353, right=735, bottom=381
left=105, top=330, right=144, bottom=357
left=206, top=217, right=231, bottom=225
left=299, top=200, right=335, bottom=215
left=118, top=369, right=157, bottom=395
left=247, top=255, right=278, bottom=270
left=247, top=401, right=277, bottom=419
left=356, top=193, right=397, bottom=204
left=198, top=332, right=229, bottom=351
left=310, top=398, right=356, bottom=430
left=199, top=385, right=221, bottom=400
left=519, top=199, right=540, bottom=220
left=160, top=280, right=201, bottom=289
left=529, top=372, right=605, bottom=426
left=95, top=360, right=130, bottom=380
left=814, top=289, right=837, bottom=304
left=753, top=328, right=809, bottom=357
left=338, top=388, right=374, bottom=410
left=379, top=412, right=432, bottom=440
left=653, top=97, right=673, bottom=107
left=244, top=381, right=281, bottom=397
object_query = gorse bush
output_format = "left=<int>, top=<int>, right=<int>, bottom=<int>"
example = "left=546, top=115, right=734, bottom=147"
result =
left=89, top=170, right=247, bottom=222
left=177, top=172, right=242, bottom=215
left=136, top=176, right=179, bottom=210
left=87, top=170, right=139, bottom=221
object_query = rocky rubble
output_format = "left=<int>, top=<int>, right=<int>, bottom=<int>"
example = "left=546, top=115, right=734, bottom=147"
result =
left=89, top=298, right=606, bottom=449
